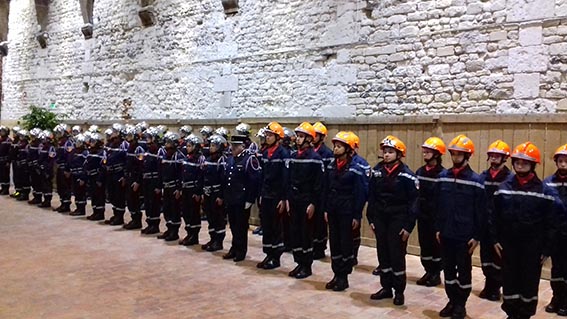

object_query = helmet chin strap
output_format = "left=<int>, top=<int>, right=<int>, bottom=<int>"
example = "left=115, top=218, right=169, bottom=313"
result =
left=453, top=158, right=467, bottom=168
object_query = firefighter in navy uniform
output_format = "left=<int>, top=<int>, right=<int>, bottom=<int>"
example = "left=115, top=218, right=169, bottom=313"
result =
left=436, top=135, right=485, bottom=319
left=37, top=130, right=56, bottom=209
left=286, top=122, right=324, bottom=279
left=282, top=127, right=296, bottom=152
left=8, top=126, right=20, bottom=198
left=201, top=134, right=227, bottom=252
left=12, top=128, right=31, bottom=201
left=122, top=125, right=146, bottom=230
left=280, top=127, right=296, bottom=251
left=415, top=137, right=446, bottom=287
left=222, top=134, right=261, bottom=262
left=323, top=131, right=366, bottom=292
left=85, top=132, right=107, bottom=221
left=491, top=142, right=560, bottom=319
left=199, top=126, right=214, bottom=158
left=252, top=128, right=267, bottom=236
left=0, top=126, right=11, bottom=195
left=104, top=124, right=128, bottom=226
left=27, top=128, right=43, bottom=205
left=256, top=122, right=289, bottom=270
left=140, top=127, right=163, bottom=235
left=479, top=140, right=512, bottom=301
left=543, top=144, right=567, bottom=316
left=179, top=134, right=205, bottom=246
left=312, top=122, right=333, bottom=259
left=68, top=134, right=89, bottom=216
left=368, top=135, right=418, bottom=306
left=157, top=132, right=185, bottom=242
left=53, top=124, right=74, bottom=213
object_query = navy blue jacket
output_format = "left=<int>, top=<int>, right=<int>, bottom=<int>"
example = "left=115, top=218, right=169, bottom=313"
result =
left=543, top=173, right=567, bottom=237
left=202, top=153, right=226, bottom=199
left=38, top=142, right=56, bottom=177
left=286, top=147, right=324, bottom=205
left=436, top=165, right=486, bottom=242
left=55, top=137, right=74, bottom=169
left=67, top=148, right=88, bottom=182
left=352, top=153, right=371, bottom=210
left=160, top=149, right=184, bottom=190
left=492, top=174, right=560, bottom=256
left=480, top=166, right=512, bottom=243
left=181, top=152, right=205, bottom=196
left=260, top=144, right=289, bottom=200
left=367, top=162, right=419, bottom=232
left=125, top=141, right=145, bottom=184
left=0, top=136, right=11, bottom=163
left=105, top=141, right=128, bottom=181
left=142, top=144, right=161, bottom=183
left=315, top=143, right=334, bottom=170
left=323, top=157, right=366, bottom=220
left=416, top=164, right=445, bottom=221
left=224, top=150, right=261, bottom=205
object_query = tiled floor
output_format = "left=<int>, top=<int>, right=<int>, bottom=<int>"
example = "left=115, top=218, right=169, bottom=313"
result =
left=0, top=195, right=556, bottom=318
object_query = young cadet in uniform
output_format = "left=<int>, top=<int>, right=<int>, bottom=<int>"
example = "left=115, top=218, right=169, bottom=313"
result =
left=222, top=135, right=261, bottom=262
left=103, top=124, right=128, bottom=226
left=543, top=144, right=567, bottom=316
left=492, top=142, right=560, bottom=319
left=312, top=122, right=333, bottom=259
left=8, top=126, right=20, bottom=198
left=201, top=134, right=227, bottom=252
left=323, top=131, right=366, bottom=292
left=0, top=126, right=12, bottom=195
left=256, top=122, right=289, bottom=270
left=415, top=137, right=446, bottom=287
left=286, top=122, right=323, bottom=279
left=12, top=129, right=31, bottom=201
left=479, top=140, right=512, bottom=301
left=436, top=134, right=485, bottom=319
left=37, top=130, right=56, bottom=209
left=122, top=125, right=145, bottom=230
left=348, top=132, right=370, bottom=266
left=85, top=132, right=107, bottom=221
left=158, top=132, right=184, bottom=242
left=368, top=135, right=418, bottom=306
left=53, top=124, right=73, bottom=213
left=282, top=127, right=297, bottom=152
left=27, top=128, right=43, bottom=205
left=68, top=134, right=89, bottom=216
left=252, top=128, right=267, bottom=236
left=140, top=127, right=163, bottom=235
left=179, top=134, right=205, bottom=246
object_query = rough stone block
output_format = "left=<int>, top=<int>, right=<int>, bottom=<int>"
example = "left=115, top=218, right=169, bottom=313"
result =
left=513, top=73, right=540, bottom=98
left=213, top=75, right=238, bottom=92
left=436, top=46, right=454, bottom=56
left=519, top=26, right=542, bottom=46
left=428, top=64, right=450, bottom=75
left=508, top=46, right=548, bottom=72
left=506, top=0, right=554, bottom=22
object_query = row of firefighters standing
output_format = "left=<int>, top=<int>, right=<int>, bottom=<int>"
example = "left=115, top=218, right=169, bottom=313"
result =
left=0, top=121, right=566, bottom=319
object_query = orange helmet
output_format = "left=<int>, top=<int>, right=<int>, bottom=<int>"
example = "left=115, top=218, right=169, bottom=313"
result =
left=295, top=122, right=317, bottom=139
left=312, top=122, right=328, bottom=136
left=554, top=144, right=567, bottom=160
left=349, top=131, right=360, bottom=149
left=332, top=131, right=356, bottom=150
left=264, top=121, right=284, bottom=138
left=380, top=135, right=407, bottom=157
left=487, top=140, right=511, bottom=156
left=448, top=134, right=475, bottom=154
left=511, top=142, right=541, bottom=164
left=422, top=137, right=446, bottom=155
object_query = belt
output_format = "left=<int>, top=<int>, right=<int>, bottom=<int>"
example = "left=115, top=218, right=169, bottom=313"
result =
left=163, top=180, right=177, bottom=188
left=182, top=181, right=198, bottom=188
left=107, top=165, right=124, bottom=173
left=70, top=168, right=84, bottom=174
left=87, top=169, right=99, bottom=176
left=143, top=172, right=159, bottom=179
left=0, top=156, right=8, bottom=161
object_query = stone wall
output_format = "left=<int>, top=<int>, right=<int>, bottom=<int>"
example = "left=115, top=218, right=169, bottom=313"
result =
left=2, top=0, right=567, bottom=121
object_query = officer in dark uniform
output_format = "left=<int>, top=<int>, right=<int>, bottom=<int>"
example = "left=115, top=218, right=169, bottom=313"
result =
left=85, top=132, right=106, bottom=221
left=201, top=134, right=227, bottom=252
left=415, top=137, right=446, bottom=287
left=53, top=124, right=74, bottom=213
left=222, top=134, right=261, bottom=262
left=286, top=122, right=323, bottom=279
left=103, top=124, right=128, bottom=225
left=0, top=126, right=12, bottom=195
left=479, top=140, right=512, bottom=301
left=37, top=130, right=56, bottom=209
left=140, top=127, right=163, bottom=235
left=323, top=131, right=366, bottom=292
left=492, top=142, right=560, bottom=319
left=312, top=122, right=333, bottom=259
left=12, top=129, right=31, bottom=201
left=157, top=132, right=184, bottom=242
left=256, top=122, right=289, bottom=270
left=68, top=134, right=88, bottom=216
left=543, top=144, right=567, bottom=316
left=436, top=135, right=485, bottom=319
left=179, top=134, right=205, bottom=246
left=122, top=124, right=146, bottom=230
left=368, top=135, right=418, bottom=306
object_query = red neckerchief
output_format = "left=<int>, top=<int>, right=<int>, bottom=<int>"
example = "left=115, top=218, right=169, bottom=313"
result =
left=297, top=148, right=308, bottom=158
left=384, top=162, right=400, bottom=176
left=516, top=172, right=535, bottom=186
left=266, top=144, right=278, bottom=159
left=451, top=165, right=466, bottom=177
left=313, top=144, right=321, bottom=153
left=425, top=163, right=436, bottom=172
left=489, top=167, right=501, bottom=179
left=556, top=171, right=567, bottom=182
left=336, top=158, right=347, bottom=171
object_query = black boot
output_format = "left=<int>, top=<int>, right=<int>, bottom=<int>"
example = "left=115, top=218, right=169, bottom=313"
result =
left=38, top=200, right=52, bottom=209
left=0, top=187, right=9, bottom=195
left=393, top=293, right=405, bottom=306
left=332, top=275, right=349, bottom=291
left=416, top=272, right=431, bottom=286
left=262, top=257, right=280, bottom=270
left=106, top=210, right=124, bottom=226
left=206, top=240, right=223, bottom=252
left=546, top=296, right=560, bottom=313
left=288, top=264, right=301, bottom=277
left=9, top=190, right=19, bottom=198
left=87, top=210, right=105, bottom=221
left=179, top=233, right=199, bottom=246
left=439, top=302, right=454, bottom=317
left=123, top=214, right=142, bottom=230
left=141, top=219, right=160, bottom=235
left=480, top=280, right=501, bottom=301
left=370, top=288, right=393, bottom=300
left=294, top=265, right=312, bottom=279
left=28, top=196, right=42, bottom=205
left=164, top=225, right=180, bottom=241
left=425, top=272, right=441, bottom=287
left=69, top=206, right=86, bottom=216
left=326, top=276, right=337, bottom=290
left=17, top=192, right=29, bottom=201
